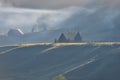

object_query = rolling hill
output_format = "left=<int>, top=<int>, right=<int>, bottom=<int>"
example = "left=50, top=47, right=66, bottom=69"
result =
left=0, top=42, right=120, bottom=80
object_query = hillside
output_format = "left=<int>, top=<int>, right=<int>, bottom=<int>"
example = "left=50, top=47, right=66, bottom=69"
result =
left=0, top=43, right=120, bottom=80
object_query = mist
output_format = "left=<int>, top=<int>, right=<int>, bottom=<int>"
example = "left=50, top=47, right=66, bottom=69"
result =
left=0, top=6, right=80, bottom=33
left=0, top=0, right=120, bottom=42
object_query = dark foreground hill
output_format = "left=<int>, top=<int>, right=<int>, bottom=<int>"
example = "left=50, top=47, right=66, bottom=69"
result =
left=0, top=43, right=120, bottom=80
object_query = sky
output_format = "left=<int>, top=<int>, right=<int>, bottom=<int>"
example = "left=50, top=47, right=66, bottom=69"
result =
left=0, top=0, right=120, bottom=42
left=0, top=0, right=90, bottom=9
left=1, top=0, right=120, bottom=9
left=0, top=0, right=91, bottom=33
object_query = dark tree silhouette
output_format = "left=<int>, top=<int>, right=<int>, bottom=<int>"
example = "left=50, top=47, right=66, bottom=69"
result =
left=74, top=32, right=82, bottom=42
left=58, top=33, right=67, bottom=42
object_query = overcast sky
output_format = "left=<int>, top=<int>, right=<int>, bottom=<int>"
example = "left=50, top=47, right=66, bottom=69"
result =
left=0, top=0, right=91, bottom=9
left=1, top=0, right=120, bottom=9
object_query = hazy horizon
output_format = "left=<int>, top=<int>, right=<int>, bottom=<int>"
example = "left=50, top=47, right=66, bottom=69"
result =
left=0, top=0, right=120, bottom=42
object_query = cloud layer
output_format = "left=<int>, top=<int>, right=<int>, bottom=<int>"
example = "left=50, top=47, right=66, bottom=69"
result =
left=0, top=7, right=79, bottom=33
left=1, top=0, right=90, bottom=9
left=0, top=0, right=120, bottom=42
left=1, top=0, right=120, bottom=9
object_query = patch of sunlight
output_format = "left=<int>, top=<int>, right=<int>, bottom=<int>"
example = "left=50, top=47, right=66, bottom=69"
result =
left=18, top=43, right=52, bottom=47
left=52, top=75, right=67, bottom=80
left=0, top=46, right=21, bottom=54
left=63, top=58, right=95, bottom=74
left=53, top=42, right=87, bottom=46
left=41, top=45, right=59, bottom=53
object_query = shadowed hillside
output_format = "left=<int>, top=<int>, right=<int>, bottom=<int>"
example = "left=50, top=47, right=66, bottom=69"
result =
left=0, top=43, right=120, bottom=80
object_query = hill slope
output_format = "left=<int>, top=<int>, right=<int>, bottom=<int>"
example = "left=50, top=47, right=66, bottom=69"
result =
left=0, top=43, right=120, bottom=80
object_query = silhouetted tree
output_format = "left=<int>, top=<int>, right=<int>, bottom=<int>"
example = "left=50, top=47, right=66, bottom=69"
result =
left=58, top=33, right=67, bottom=42
left=74, top=32, right=82, bottom=42
left=54, top=38, right=57, bottom=43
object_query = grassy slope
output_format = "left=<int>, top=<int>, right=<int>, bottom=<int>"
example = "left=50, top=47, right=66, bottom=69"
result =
left=0, top=43, right=119, bottom=80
